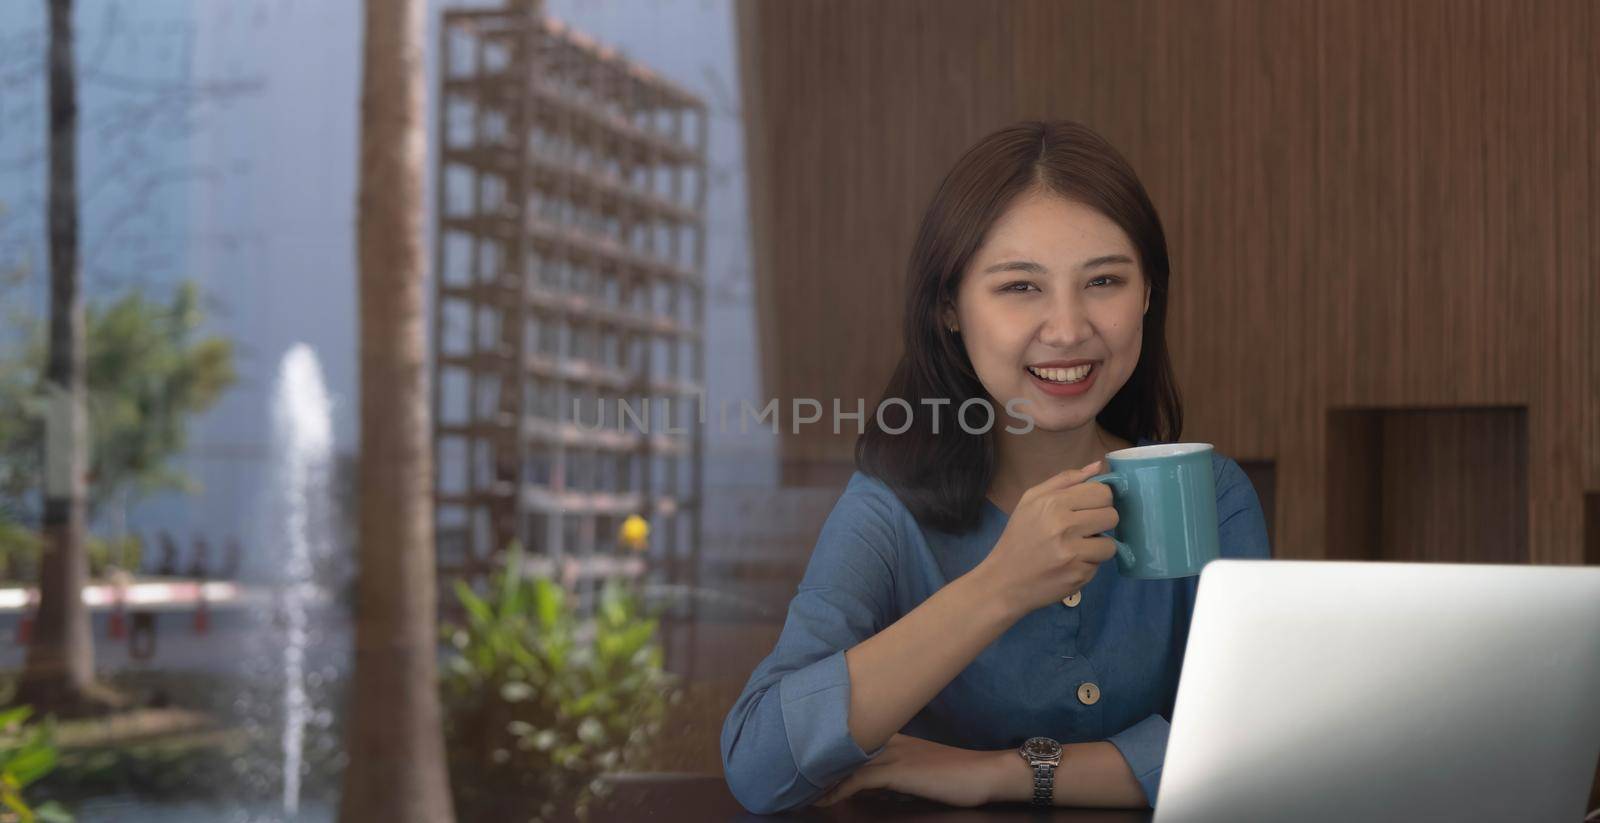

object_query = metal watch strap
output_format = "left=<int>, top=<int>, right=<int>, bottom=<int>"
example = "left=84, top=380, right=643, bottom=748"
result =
left=1030, top=760, right=1055, bottom=806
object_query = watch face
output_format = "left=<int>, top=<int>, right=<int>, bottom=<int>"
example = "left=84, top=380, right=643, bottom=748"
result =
left=1023, top=737, right=1061, bottom=757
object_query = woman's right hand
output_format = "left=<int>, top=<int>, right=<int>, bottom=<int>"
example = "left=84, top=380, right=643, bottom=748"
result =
left=974, top=460, right=1120, bottom=616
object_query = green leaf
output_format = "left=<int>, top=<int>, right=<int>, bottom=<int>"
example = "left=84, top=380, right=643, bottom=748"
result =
left=499, top=541, right=526, bottom=618
left=2, top=788, right=34, bottom=823
left=0, top=706, right=33, bottom=730
left=455, top=581, right=492, bottom=630
left=533, top=577, right=563, bottom=631
left=5, top=741, right=54, bottom=788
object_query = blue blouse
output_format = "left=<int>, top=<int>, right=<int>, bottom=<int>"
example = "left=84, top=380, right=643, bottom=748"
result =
left=720, top=442, right=1273, bottom=814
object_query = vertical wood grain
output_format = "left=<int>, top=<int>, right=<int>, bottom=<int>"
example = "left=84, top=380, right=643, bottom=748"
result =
left=736, top=0, right=1596, bottom=564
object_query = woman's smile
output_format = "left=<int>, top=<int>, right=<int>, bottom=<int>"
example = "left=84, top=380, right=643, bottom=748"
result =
left=1025, top=361, right=1099, bottom=397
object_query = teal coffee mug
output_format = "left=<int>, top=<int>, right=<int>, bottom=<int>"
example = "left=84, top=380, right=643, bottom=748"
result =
left=1087, top=442, right=1220, bottom=579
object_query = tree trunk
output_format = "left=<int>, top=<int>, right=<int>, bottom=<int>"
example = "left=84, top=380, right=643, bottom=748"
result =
left=337, top=0, right=454, bottom=820
left=16, top=0, right=100, bottom=718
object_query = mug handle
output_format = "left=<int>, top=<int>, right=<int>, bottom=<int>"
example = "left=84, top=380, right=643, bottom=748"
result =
left=1086, top=472, right=1136, bottom=568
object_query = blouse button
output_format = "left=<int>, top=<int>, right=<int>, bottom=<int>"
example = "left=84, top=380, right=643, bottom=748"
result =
left=1061, top=592, right=1082, bottom=607
left=1077, top=682, right=1101, bottom=705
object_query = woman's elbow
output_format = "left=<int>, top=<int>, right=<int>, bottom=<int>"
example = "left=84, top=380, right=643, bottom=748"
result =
left=725, top=774, right=800, bottom=815
left=721, top=724, right=817, bottom=814
left=722, top=753, right=816, bottom=815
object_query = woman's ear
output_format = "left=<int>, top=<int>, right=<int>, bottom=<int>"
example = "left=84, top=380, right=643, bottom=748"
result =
left=1143, top=282, right=1151, bottom=315
left=941, top=301, right=959, bottom=333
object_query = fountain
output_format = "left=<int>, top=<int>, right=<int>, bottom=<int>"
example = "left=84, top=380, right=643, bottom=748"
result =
left=220, top=343, right=347, bottom=821
left=268, top=343, right=332, bottom=818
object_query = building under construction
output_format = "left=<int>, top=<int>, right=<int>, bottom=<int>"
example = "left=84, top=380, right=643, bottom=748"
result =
left=431, top=4, right=707, bottom=630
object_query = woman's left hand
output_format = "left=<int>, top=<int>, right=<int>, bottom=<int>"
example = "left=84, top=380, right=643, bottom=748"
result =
left=815, top=733, right=1016, bottom=808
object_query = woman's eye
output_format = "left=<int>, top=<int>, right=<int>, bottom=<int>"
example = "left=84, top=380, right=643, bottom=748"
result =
left=1004, top=277, right=1122, bottom=292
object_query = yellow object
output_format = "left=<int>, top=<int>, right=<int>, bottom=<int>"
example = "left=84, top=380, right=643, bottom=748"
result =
left=619, top=514, right=650, bottom=552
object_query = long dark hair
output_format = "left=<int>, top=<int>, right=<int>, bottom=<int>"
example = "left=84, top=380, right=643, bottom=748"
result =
left=854, top=119, right=1183, bottom=534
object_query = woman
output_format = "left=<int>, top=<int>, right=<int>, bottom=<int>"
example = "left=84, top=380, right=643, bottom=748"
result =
left=719, top=120, right=1271, bottom=814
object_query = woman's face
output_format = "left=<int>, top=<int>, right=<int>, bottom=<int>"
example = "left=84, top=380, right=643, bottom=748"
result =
left=944, top=191, right=1150, bottom=432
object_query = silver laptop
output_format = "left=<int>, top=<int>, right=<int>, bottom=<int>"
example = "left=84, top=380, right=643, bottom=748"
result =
left=1155, top=559, right=1600, bottom=823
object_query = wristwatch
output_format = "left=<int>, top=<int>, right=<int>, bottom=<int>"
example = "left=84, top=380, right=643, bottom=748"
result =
left=1017, top=736, right=1062, bottom=807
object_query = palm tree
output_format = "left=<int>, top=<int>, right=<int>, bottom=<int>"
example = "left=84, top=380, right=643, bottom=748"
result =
left=15, top=0, right=106, bottom=718
left=336, top=0, right=455, bottom=819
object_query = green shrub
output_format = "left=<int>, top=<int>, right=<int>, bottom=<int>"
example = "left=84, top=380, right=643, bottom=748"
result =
left=0, top=517, right=40, bottom=584
left=85, top=534, right=140, bottom=580
left=0, top=520, right=141, bottom=584
left=440, top=542, right=681, bottom=822
left=0, top=706, right=72, bottom=823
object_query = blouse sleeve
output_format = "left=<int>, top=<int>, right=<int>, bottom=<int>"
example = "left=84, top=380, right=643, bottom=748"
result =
left=1214, top=456, right=1273, bottom=561
left=719, top=480, right=900, bottom=814
left=1105, top=455, right=1273, bottom=807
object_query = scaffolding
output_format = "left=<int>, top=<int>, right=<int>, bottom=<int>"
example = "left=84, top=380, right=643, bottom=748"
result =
left=432, top=5, right=707, bottom=637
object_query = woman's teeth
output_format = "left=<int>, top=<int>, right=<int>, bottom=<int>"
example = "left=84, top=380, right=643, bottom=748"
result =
left=1027, top=364, right=1093, bottom=384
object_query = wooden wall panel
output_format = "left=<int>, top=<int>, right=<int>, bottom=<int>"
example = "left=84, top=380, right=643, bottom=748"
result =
left=1387, top=409, right=1529, bottom=565
left=735, top=0, right=1598, bottom=564
left=1590, top=0, right=1600, bottom=509
left=1326, top=410, right=1383, bottom=562
left=736, top=0, right=1020, bottom=481
left=1588, top=492, right=1600, bottom=566
left=1325, top=408, right=1529, bottom=564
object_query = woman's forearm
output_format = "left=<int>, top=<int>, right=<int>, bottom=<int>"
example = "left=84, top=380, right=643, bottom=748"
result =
left=842, top=564, right=1020, bottom=753
left=988, top=741, right=1148, bottom=808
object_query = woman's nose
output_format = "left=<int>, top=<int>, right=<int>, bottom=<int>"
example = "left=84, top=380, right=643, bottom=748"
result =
left=1038, top=297, right=1093, bottom=347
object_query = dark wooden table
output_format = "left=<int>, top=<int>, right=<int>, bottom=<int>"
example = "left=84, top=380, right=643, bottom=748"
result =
left=590, top=774, right=1154, bottom=822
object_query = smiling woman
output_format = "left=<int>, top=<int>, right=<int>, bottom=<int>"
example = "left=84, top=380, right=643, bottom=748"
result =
left=855, top=120, right=1183, bottom=535
left=720, top=120, right=1270, bottom=815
